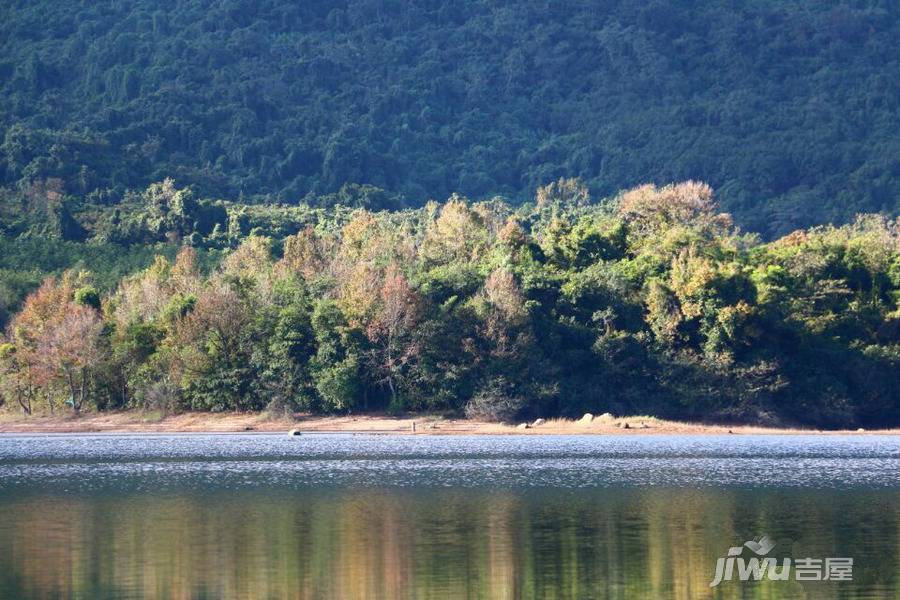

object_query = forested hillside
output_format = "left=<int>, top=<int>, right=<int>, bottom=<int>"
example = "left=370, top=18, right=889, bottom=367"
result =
left=1, top=181, right=898, bottom=427
left=1, top=0, right=898, bottom=236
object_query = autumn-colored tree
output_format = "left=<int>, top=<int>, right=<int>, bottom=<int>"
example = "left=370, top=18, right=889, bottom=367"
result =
left=338, top=211, right=381, bottom=264
left=7, top=276, right=72, bottom=411
left=221, top=235, right=275, bottom=300
left=176, top=283, right=258, bottom=410
left=280, top=226, right=330, bottom=280
left=338, top=261, right=383, bottom=324
left=421, top=197, right=490, bottom=266
left=498, top=217, right=526, bottom=250
left=365, top=265, right=421, bottom=408
left=39, top=304, right=104, bottom=413
left=535, top=177, right=590, bottom=210
left=469, top=268, right=549, bottom=414
left=7, top=274, right=105, bottom=412
left=618, top=182, right=733, bottom=240
left=481, top=269, right=527, bottom=327
left=169, top=246, right=202, bottom=295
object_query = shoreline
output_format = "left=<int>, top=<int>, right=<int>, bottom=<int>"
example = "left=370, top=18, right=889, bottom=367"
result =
left=0, top=411, right=896, bottom=435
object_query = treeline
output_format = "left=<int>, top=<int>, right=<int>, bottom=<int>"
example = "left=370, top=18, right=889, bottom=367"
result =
left=0, top=179, right=897, bottom=427
left=2, top=0, right=898, bottom=237
left=0, top=178, right=380, bottom=315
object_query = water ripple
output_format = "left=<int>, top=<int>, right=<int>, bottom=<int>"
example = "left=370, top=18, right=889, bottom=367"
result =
left=0, top=434, right=897, bottom=492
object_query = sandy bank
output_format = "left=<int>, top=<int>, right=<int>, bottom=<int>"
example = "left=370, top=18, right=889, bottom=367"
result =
left=0, top=411, right=895, bottom=435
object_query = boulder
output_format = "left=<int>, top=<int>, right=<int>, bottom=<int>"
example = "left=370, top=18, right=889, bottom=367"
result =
left=288, top=429, right=301, bottom=436
left=516, top=422, right=530, bottom=430
left=532, top=418, right=546, bottom=427
left=598, top=412, right=614, bottom=421
left=579, top=413, right=594, bottom=424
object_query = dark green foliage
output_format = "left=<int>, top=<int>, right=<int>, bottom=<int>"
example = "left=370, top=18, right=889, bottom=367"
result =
left=0, top=268, right=43, bottom=328
left=73, top=285, right=101, bottom=310
left=309, top=300, right=364, bottom=412
left=1, top=1, right=898, bottom=237
left=259, top=278, right=317, bottom=412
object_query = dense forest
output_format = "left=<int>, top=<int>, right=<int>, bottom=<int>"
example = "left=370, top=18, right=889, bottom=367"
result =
left=1, top=0, right=898, bottom=237
left=1, top=179, right=897, bottom=427
left=0, top=1, right=898, bottom=426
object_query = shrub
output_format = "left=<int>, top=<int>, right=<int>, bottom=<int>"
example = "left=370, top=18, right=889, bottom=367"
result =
left=464, top=378, right=525, bottom=422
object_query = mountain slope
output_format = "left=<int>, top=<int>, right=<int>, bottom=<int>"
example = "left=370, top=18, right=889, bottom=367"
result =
left=1, top=0, right=898, bottom=236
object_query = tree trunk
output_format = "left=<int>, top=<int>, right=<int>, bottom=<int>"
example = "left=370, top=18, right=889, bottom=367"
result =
left=385, top=337, right=397, bottom=406
left=76, top=367, right=88, bottom=413
left=17, top=390, right=32, bottom=415
left=387, top=376, right=397, bottom=406
left=65, top=368, right=79, bottom=414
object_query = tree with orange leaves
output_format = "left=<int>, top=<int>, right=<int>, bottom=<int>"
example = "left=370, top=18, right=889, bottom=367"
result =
left=365, top=265, right=421, bottom=408
left=6, top=273, right=105, bottom=413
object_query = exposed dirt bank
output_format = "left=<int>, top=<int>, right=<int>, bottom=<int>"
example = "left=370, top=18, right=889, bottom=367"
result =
left=0, top=411, right=894, bottom=435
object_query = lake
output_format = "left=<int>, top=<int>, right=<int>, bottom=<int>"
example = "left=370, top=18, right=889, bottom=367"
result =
left=0, top=434, right=897, bottom=598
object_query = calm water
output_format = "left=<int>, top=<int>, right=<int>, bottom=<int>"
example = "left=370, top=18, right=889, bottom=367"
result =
left=0, top=434, right=897, bottom=599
